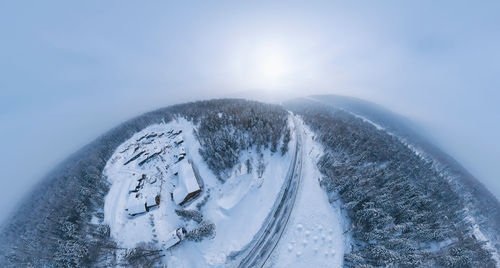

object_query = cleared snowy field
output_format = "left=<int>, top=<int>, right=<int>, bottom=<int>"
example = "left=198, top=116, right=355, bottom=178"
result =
left=103, top=117, right=296, bottom=267
left=265, top=119, right=349, bottom=268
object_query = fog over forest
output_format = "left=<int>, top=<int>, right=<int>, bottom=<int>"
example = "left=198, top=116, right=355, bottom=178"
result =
left=1, top=0, right=499, bottom=223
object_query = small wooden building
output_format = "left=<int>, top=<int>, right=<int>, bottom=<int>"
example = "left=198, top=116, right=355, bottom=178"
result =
left=173, top=161, right=201, bottom=206
left=126, top=194, right=160, bottom=217
left=125, top=202, right=147, bottom=217
left=146, top=195, right=160, bottom=210
left=163, top=227, right=187, bottom=250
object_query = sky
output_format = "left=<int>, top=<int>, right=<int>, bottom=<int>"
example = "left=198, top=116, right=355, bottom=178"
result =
left=1, top=0, right=499, bottom=223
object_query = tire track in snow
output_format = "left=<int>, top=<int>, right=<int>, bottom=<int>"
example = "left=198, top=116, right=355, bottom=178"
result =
left=236, top=115, right=304, bottom=268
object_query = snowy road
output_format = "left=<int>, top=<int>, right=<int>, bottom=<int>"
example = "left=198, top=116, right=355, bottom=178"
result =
left=235, top=116, right=304, bottom=268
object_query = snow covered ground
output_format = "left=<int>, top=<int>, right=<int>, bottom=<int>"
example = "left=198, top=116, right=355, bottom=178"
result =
left=102, top=116, right=296, bottom=267
left=265, top=119, right=349, bottom=268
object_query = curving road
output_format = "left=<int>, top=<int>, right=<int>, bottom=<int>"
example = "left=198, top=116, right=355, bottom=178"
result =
left=235, top=116, right=304, bottom=268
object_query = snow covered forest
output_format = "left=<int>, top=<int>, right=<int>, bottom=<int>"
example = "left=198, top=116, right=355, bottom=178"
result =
left=286, top=99, right=498, bottom=267
left=0, top=99, right=290, bottom=267
left=1, top=97, right=499, bottom=267
left=171, top=99, right=290, bottom=180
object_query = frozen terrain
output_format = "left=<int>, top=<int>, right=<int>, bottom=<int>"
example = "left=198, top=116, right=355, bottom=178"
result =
left=3, top=98, right=500, bottom=267
left=286, top=97, right=500, bottom=267
left=233, top=115, right=302, bottom=267
left=306, top=96, right=500, bottom=265
left=265, top=119, right=348, bottom=268
left=103, top=117, right=296, bottom=267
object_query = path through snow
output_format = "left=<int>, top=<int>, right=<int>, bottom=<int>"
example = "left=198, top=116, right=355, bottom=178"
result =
left=265, top=118, right=348, bottom=268
left=102, top=117, right=295, bottom=267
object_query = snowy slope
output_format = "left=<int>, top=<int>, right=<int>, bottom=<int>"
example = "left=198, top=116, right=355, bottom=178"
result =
left=265, top=118, right=349, bottom=268
left=309, top=98, right=500, bottom=265
left=102, top=116, right=295, bottom=267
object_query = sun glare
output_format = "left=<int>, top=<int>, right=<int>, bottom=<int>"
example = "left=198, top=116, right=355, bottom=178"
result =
left=258, top=51, right=288, bottom=80
left=227, top=36, right=299, bottom=89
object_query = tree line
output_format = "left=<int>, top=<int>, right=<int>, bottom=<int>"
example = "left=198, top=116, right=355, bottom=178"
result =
left=287, top=99, right=495, bottom=267
left=0, top=99, right=291, bottom=267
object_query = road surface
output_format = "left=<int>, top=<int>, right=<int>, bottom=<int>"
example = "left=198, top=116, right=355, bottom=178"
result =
left=234, top=116, right=304, bottom=268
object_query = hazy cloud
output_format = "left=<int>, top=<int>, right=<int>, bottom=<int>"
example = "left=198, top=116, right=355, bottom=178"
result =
left=1, top=0, right=499, bottom=222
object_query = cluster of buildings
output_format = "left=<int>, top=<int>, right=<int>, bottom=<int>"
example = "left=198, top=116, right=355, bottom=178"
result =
left=122, top=129, right=203, bottom=250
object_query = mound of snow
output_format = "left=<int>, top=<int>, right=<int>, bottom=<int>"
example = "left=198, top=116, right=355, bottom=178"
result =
left=217, top=173, right=253, bottom=212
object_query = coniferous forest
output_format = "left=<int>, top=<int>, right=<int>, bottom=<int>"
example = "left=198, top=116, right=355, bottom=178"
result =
left=286, top=98, right=500, bottom=267
left=1, top=98, right=499, bottom=267
left=0, top=99, right=290, bottom=267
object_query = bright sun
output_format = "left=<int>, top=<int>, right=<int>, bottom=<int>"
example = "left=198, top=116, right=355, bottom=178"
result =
left=227, top=38, right=296, bottom=89
left=258, top=51, right=288, bottom=80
